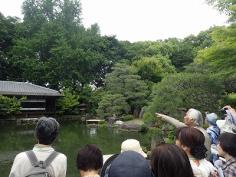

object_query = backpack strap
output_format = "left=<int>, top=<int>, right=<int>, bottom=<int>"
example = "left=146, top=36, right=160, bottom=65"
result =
left=44, top=151, right=59, bottom=168
left=26, top=150, right=59, bottom=169
left=26, top=150, right=39, bottom=167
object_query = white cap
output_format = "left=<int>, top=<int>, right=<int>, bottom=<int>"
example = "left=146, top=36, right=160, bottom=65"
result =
left=121, top=139, right=147, bottom=158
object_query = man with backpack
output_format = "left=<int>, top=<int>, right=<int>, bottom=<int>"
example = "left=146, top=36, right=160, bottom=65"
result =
left=9, top=117, right=67, bottom=177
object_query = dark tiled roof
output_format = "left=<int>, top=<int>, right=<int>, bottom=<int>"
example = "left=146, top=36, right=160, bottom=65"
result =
left=0, top=81, right=61, bottom=96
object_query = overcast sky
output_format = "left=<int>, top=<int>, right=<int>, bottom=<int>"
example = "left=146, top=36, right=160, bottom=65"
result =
left=0, top=0, right=228, bottom=42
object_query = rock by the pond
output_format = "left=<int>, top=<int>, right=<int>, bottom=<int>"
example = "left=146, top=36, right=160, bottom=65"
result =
left=114, top=120, right=124, bottom=125
left=108, top=116, right=118, bottom=124
left=119, top=123, right=141, bottom=131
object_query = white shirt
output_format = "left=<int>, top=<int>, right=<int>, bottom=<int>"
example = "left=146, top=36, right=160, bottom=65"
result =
left=189, top=158, right=216, bottom=177
left=9, top=145, right=67, bottom=177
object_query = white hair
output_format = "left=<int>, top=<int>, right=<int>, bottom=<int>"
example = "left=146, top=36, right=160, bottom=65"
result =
left=187, top=108, right=203, bottom=126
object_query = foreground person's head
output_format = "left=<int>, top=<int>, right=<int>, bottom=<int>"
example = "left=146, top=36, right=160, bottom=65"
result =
left=102, top=151, right=152, bottom=177
left=76, top=144, right=103, bottom=176
left=151, top=144, right=194, bottom=177
left=184, top=108, right=203, bottom=127
left=35, top=116, right=60, bottom=145
left=175, top=127, right=207, bottom=160
left=121, top=139, right=147, bottom=158
left=217, top=132, right=236, bottom=159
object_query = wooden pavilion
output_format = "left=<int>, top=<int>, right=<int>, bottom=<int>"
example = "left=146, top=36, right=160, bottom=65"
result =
left=0, top=81, right=61, bottom=117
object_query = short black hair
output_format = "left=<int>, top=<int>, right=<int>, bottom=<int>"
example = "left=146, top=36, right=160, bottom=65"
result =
left=35, top=117, right=59, bottom=145
left=76, top=144, right=103, bottom=171
left=151, top=144, right=194, bottom=177
left=218, top=132, right=236, bottom=157
left=175, top=127, right=207, bottom=159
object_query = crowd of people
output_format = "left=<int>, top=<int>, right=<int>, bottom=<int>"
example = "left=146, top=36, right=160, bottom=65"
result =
left=8, top=105, right=236, bottom=177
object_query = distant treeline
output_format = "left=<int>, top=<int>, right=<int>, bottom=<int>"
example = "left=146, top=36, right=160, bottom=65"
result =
left=0, top=0, right=235, bottom=121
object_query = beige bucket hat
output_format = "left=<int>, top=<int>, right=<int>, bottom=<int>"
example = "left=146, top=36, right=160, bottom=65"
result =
left=121, top=139, right=147, bottom=158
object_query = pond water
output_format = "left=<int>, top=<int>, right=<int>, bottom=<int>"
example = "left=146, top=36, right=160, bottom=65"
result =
left=0, top=121, right=151, bottom=177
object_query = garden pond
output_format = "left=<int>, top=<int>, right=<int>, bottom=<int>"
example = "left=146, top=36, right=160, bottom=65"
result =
left=0, top=121, right=152, bottom=177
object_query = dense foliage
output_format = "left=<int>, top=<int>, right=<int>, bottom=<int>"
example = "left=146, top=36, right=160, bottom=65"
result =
left=132, top=55, right=176, bottom=83
left=0, top=0, right=235, bottom=120
left=56, top=89, right=80, bottom=114
left=0, top=96, right=22, bottom=116
left=97, top=93, right=130, bottom=119
left=97, top=63, right=150, bottom=118
left=194, top=25, right=236, bottom=75
left=144, top=73, right=224, bottom=124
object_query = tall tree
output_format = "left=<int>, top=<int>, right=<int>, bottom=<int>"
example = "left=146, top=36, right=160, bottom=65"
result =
left=22, top=0, right=82, bottom=34
left=8, top=0, right=127, bottom=89
left=104, top=62, right=149, bottom=116
left=0, top=13, right=19, bottom=80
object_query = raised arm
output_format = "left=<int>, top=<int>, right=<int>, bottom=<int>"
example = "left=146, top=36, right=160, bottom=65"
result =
left=155, top=113, right=186, bottom=128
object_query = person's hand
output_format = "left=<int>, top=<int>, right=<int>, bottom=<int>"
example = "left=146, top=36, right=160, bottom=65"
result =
left=155, top=113, right=165, bottom=119
left=155, top=113, right=165, bottom=120
left=223, top=105, right=236, bottom=115
left=209, top=171, right=219, bottom=177
left=223, top=105, right=233, bottom=110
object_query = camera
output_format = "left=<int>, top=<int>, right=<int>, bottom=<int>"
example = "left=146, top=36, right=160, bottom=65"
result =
left=220, top=107, right=228, bottom=114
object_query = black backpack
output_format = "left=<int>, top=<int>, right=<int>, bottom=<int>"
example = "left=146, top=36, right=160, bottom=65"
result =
left=24, top=150, right=59, bottom=177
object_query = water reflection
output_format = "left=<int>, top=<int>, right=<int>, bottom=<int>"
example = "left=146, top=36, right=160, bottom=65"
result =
left=89, top=127, right=97, bottom=136
left=0, top=122, right=151, bottom=177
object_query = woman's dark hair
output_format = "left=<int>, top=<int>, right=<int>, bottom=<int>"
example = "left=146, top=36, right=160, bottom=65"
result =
left=151, top=144, right=194, bottom=177
left=219, top=132, right=236, bottom=157
left=175, top=127, right=207, bottom=160
left=35, top=117, right=60, bottom=145
left=76, top=144, right=103, bottom=171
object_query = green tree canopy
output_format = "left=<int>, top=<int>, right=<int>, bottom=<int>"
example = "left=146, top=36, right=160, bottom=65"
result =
left=195, top=25, right=236, bottom=75
left=6, top=0, right=128, bottom=90
left=145, top=73, right=224, bottom=120
left=56, top=88, right=80, bottom=114
left=104, top=62, right=149, bottom=116
left=0, top=13, right=19, bottom=80
left=132, top=55, right=176, bottom=83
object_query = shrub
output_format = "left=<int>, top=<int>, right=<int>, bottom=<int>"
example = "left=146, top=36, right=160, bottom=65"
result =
left=56, top=89, right=80, bottom=114
left=96, top=94, right=130, bottom=119
left=140, top=124, right=149, bottom=133
left=0, top=96, right=21, bottom=116
left=121, top=114, right=134, bottom=121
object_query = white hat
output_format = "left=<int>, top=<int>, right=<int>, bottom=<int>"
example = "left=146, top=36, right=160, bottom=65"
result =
left=216, top=120, right=236, bottom=134
left=121, top=139, right=147, bottom=158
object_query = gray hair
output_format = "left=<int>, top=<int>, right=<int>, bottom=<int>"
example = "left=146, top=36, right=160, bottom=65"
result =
left=35, top=116, right=60, bottom=145
left=187, top=108, right=203, bottom=126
